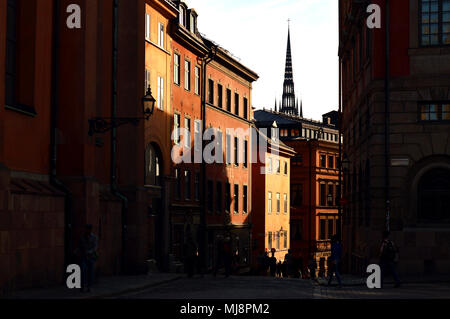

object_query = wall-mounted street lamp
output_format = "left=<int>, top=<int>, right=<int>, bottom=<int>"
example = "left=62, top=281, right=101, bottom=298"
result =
left=341, top=153, right=350, bottom=173
left=327, top=193, right=334, bottom=206
left=88, top=87, right=156, bottom=136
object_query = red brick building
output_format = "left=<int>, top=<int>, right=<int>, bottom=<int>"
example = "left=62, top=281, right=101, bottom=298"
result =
left=340, top=0, right=450, bottom=275
left=0, top=0, right=156, bottom=293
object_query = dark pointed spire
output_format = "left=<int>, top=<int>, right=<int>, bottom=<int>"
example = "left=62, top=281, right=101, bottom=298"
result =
left=274, top=98, right=277, bottom=112
left=280, top=21, right=296, bottom=115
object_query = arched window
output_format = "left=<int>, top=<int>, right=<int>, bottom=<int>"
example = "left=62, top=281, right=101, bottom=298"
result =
left=146, top=144, right=161, bottom=186
left=418, top=168, right=450, bottom=222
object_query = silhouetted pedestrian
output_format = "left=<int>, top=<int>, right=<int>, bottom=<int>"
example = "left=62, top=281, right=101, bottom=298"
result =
left=184, top=235, right=197, bottom=278
left=269, top=249, right=277, bottom=277
left=223, top=237, right=232, bottom=277
left=78, top=224, right=98, bottom=293
left=379, top=231, right=401, bottom=288
left=327, top=235, right=342, bottom=288
left=263, top=251, right=270, bottom=276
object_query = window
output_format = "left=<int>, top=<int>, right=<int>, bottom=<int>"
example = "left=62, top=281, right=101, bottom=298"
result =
left=190, top=13, right=196, bottom=33
left=157, top=76, right=164, bottom=110
left=243, top=140, right=248, bottom=168
left=284, top=162, right=288, bottom=175
left=328, top=155, right=334, bottom=169
left=158, top=23, right=164, bottom=48
left=420, top=103, right=450, bottom=121
left=207, top=180, right=213, bottom=213
left=243, top=97, right=248, bottom=119
left=226, top=89, right=232, bottom=112
left=6, top=0, right=36, bottom=112
left=216, top=182, right=222, bottom=214
left=234, top=137, right=239, bottom=166
left=208, top=79, right=214, bottom=104
left=243, top=185, right=248, bottom=214
left=328, top=184, right=334, bottom=206
left=319, top=219, right=326, bottom=240
left=284, top=193, right=288, bottom=214
left=174, top=113, right=180, bottom=144
left=194, top=66, right=200, bottom=95
left=184, top=170, right=191, bottom=200
left=234, top=184, right=239, bottom=214
left=195, top=172, right=200, bottom=201
left=271, top=127, right=279, bottom=141
left=146, top=144, right=161, bottom=186
left=225, top=182, right=231, bottom=213
left=291, top=220, right=303, bottom=241
left=328, top=219, right=335, bottom=239
left=420, top=0, right=450, bottom=46
left=418, top=167, right=450, bottom=222
left=320, top=184, right=326, bottom=206
left=276, top=193, right=280, bottom=214
left=179, top=6, right=185, bottom=26
left=217, top=84, right=223, bottom=108
left=276, top=231, right=280, bottom=250
left=173, top=54, right=180, bottom=85
left=145, top=13, right=150, bottom=41
left=268, top=232, right=272, bottom=250
left=275, top=160, right=280, bottom=174
left=284, top=231, right=288, bottom=248
left=320, top=155, right=326, bottom=168
left=184, top=118, right=191, bottom=148
left=145, top=69, right=150, bottom=94
left=226, top=133, right=231, bottom=164
left=268, top=192, right=272, bottom=214
left=234, top=93, right=239, bottom=116
left=194, top=120, right=201, bottom=152
left=174, top=169, right=181, bottom=200
left=267, top=157, right=272, bottom=174
left=184, top=60, right=191, bottom=91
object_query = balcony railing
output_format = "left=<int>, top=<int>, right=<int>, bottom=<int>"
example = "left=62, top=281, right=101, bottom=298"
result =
left=316, top=240, right=331, bottom=252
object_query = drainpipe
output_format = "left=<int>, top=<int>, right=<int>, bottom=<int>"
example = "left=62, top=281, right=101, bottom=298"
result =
left=384, top=0, right=390, bottom=232
left=50, top=0, right=73, bottom=269
left=111, top=0, right=129, bottom=274
left=200, top=46, right=216, bottom=273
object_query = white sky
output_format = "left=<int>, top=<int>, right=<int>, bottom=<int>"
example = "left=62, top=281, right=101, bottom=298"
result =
left=187, top=0, right=339, bottom=121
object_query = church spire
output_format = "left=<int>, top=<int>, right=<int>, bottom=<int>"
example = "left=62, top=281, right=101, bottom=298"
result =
left=280, top=21, right=296, bottom=115
left=300, top=99, right=303, bottom=118
left=274, top=98, right=277, bottom=112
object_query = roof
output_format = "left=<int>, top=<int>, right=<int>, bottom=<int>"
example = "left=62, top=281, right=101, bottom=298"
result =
left=253, top=109, right=338, bottom=130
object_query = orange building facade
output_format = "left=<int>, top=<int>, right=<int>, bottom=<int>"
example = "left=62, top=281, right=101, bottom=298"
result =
left=143, top=1, right=259, bottom=273
left=251, top=129, right=295, bottom=265
left=254, top=110, right=341, bottom=276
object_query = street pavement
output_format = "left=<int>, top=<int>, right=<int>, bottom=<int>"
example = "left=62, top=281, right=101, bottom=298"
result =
left=117, top=274, right=450, bottom=299
left=5, top=273, right=450, bottom=299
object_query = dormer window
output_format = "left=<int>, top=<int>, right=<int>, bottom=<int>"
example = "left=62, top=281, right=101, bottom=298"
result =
left=190, top=14, right=195, bottom=33
left=179, top=5, right=185, bottom=27
left=188, top=10, right=197, bottom=34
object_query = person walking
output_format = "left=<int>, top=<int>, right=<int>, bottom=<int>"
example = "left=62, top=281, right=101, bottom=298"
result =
left=269, top=249, right=277, bottom=277
left=184, top=235, right=197, bottom=278
left=78, top=224, right=98, bottom=293
left=379, top=231, right=401, bottom=288
left=263, top=251, right=270, bottom=276
left=327, top=235, right=343, bottom=288
left=223, top=236, right=232, bottom=277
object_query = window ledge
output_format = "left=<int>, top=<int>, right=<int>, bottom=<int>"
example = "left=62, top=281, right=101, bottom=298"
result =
left=5, top=104, right=37, bottom=117
left=409, top=46, right=450, bottom=56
